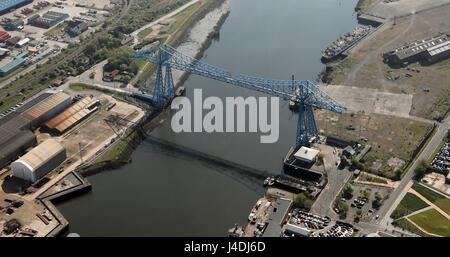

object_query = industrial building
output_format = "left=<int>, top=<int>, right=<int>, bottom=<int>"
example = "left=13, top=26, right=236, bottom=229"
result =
left=284, top=223, right=312, bottom=237
left=383, top=32, right=450, bottom=65
left=262, top=198, right=292, bottom=237
left=5, top=36, right=21, bottom=46
left=65, top=19, right=89, bottom=37
left=283, top=146, right=324, bottom=182
left=44, top=96, right=99, bottom=134
left=15, top=37, right=30, bottom=48
left=0, top=50, right=29, bottom=77
left=0, top=48, right=9, bottom=57
left=4, top=19, right=24, bottom=31
left=23, top=91, right=72, bottom=127
left=0, top=0, right=33, bottom=15
left=293, top=147, right=320, bottom=164
left=0, top=93, right=53, bottom=168
left=0, top=92, right=72, bottom=168
left=11, top=138, right=66, bottom=183
left=28, top=11, right=69, bottom=29
left=0, top=31, right=11, bottom=43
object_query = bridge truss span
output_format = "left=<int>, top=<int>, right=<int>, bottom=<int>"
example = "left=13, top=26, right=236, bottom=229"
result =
left=131, top=44, right=346, bottom=147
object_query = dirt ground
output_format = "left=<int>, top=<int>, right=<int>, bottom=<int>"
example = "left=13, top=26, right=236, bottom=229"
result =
left=0, top=191, right=59, bottom=237
left=366, top=0, right=450, bottom=19
left=315, top=111, right=434, bottom=179
left=328, top=4, right=450, bottom=120
left=421, top=172, right=450, bottom=195
left=61, top=94, right=141, bottom=166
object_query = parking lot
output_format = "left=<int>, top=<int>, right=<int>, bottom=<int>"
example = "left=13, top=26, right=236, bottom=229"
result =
left=286, top=209, right=355, bottom=237
left=336, top=183, right=393, bottom=224
left=430, top=140, right=449, bottom=172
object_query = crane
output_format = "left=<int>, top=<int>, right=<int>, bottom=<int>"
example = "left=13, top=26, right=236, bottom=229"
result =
left=131, top=44, right=346, bottom=147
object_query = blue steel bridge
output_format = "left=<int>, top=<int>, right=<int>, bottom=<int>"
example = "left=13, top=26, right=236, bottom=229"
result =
left=131, top=44, right=346, bottom=148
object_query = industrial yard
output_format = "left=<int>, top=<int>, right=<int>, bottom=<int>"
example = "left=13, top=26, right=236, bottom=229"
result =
left=0, top=85, right=144, bottom=236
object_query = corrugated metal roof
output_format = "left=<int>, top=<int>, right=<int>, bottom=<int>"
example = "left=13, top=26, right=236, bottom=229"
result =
left=23, top=92, right=71, bottom=121
left=45, top=97, right=98, bottom=133
left=0, top=0, right=30, bottom=13
left=0, top=57, right=24, bottom=74
left=13, top=138, right=64, bottom=172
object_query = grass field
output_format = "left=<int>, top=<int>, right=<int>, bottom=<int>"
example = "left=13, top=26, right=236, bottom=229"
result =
left=391, top=218, right=425, bottom=236
left=390, top=192, right=429, bottom=219
left=409, top=209, right=450, bottom=237
left=434, top=198, right=450, bottom=215
left=44, top=21, right=68, bottom=37
left=137, top=27, right=154, bottom=39
left=412, top=183, right=445, bottom=203
left=168, top=2, right=200, bottom=34
left=316, top=111, right=433, bottom=180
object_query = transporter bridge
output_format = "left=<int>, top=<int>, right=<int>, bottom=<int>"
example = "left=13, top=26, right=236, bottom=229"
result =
left=131, top=44, right=346, bottom=147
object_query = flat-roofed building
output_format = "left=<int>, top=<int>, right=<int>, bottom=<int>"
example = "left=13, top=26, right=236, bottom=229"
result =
left=11, top=138, right=66, bottom=183
left=284, top=223, right=312, bottom=237
left=263, top=198, right=293, bottom=237
left=294, top=147, right=320, bottom=164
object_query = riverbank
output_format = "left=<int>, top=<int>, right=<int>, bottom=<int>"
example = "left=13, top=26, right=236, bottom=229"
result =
left=77, top=0, right=231, bottom=176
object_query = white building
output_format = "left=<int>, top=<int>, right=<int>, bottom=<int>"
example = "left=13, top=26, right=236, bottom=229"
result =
left=284, top=223, right=312, bottom=237
left=294, top=147, right=320, bottom=163
left=16, top=38, right=30, bottom=48
left=11, top=138, right=66, bottom=183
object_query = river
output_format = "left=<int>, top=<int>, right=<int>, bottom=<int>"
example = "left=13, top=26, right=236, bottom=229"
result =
left=56, top=0, right=359, bottom=236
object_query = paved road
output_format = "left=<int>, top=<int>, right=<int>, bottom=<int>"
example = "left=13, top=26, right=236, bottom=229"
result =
left=311, top=166, right=352, bottom=219
left=131, top=0, right=200, bottom=38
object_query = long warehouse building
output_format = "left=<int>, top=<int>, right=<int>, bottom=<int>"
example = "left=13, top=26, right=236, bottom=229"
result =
left=11, top=138, right=66, bottom=183
left=0, top=0, right=33, bottom=15
left=0, top=92, right=72, bottom=168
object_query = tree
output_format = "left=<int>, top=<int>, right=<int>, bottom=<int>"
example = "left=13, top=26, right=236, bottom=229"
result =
left=363, top=188, right=371, bottom=199
left=294, top=193, right=312, bottom=210
left=337, top=200, right=349, bottom=214
left=373, top=192, right=383, bottom=208
left=375, top=192, right=383, bottom=202
left=343, top=184, right=354, bottom=199
left=317, top=152, right=325, bottom=165
left=414, top=159, right=430, bottom=178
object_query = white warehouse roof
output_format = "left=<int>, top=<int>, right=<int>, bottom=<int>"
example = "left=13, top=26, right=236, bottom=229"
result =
left=11, top=138, right=65, bottom=182
left=285, top=223, right=311, bottom=237
left=294, top=147, right=320, bottom=163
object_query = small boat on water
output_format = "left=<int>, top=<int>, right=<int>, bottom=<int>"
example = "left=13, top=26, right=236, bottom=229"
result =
left=263, top=176, right=275, bottom=187
left=228, top=224, right=244, bottom=237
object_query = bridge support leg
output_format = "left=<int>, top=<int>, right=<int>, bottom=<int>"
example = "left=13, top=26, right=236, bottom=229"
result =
left=296, top=104, right=319, bottom=148
left=151, top=51, right=176, bottom=108
left=152, top=60, right=166, bottom=108
left=164, top=63, right=175, bottom=101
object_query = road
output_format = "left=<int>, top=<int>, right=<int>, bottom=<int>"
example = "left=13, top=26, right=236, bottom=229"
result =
left=311, top=167, right=352, bottom=219
left=131, top=0, right=201, bottom=38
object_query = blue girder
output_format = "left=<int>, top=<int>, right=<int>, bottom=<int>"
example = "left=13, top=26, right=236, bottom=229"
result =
left=131, top=44, right=346, bottom=147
